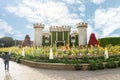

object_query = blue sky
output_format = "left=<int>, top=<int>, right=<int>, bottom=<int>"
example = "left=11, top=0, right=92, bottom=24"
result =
left=0, top=0, right=120, bottom=41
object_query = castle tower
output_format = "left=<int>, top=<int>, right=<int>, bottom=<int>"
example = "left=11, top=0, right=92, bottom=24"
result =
left=33, top=23, right=44, bottom=46
left=76, top=22, right=88, bottom=46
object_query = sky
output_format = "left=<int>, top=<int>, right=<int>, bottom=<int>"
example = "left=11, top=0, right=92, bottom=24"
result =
left=0, top=0, right=120, bottom=41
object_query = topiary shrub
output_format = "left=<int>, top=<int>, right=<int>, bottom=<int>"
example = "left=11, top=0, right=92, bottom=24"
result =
left=106, top=61, right=117, bottom=68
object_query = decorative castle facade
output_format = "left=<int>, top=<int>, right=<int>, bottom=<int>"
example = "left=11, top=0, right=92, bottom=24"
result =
left=33, top=22, right=88, bottom=47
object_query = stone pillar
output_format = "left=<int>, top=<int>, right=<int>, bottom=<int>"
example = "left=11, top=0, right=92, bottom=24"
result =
left=76, top=22, right=87, bottom=46
left=33, top=23, right=44, bottom=46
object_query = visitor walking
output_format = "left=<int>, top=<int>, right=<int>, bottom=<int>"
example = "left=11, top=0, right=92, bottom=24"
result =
left=3, top=52, right=10, bottom=71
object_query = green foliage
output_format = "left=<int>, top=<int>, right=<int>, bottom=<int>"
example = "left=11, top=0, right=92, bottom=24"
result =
left=98, top=37, right=120, bottom=47
left=58, top=32, right=62, bottom=41
left=0, top=52, right=5, bottom=58
left=118, top=60, right=120, bottom=67
left=47, top=59, right=60, bottom=63
left=68, top=50, right=72, bottom=55
left=64, top=31, right=68, bottom=44
left=74, top=63, right=81, bottom=70
left=0, top=52, right=2, bottom=57
left=75, top=35, right=78, bottom=46
left=74, top=58, right=81, bottom=70
left=15, top=55, right=23, bottom=63
left=52, top=32, right=56, bottom=46
left=97, top=60, right=104, bottom=69
left=14, top=40, right=22, bottom=46
left=89, top=60, right=98, bottom=70
left=106, top=60, right=117, bottom=68
left=81, top=55, right=89, bottom=63
left=62, top=57, right=69, bottom=64
left=0, top=37, right=14, bottom=47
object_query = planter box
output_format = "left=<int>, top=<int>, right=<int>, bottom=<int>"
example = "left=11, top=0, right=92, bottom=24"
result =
left=81, top=64, right=89, bottom=70
left=20, top=59, right=91, bottom=70
left=20, top=59, right=75, bottom=70
left=8, top=57, right=120, bottom=70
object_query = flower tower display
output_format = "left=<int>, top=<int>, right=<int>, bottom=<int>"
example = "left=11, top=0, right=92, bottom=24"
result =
left=88, top=33, right=99, bottom=46
left=22, top=35, right=32, bottom=47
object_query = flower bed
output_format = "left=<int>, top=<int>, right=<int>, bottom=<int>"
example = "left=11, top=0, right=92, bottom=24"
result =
left=0, top=45, right=120, bottom=70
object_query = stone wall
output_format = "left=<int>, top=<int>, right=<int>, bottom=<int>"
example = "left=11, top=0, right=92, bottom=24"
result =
left=20, top=59, right=75, bottom=70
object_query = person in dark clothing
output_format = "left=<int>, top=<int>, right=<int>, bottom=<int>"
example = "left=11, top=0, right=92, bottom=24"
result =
left=3, top=52, right=10, bottom=71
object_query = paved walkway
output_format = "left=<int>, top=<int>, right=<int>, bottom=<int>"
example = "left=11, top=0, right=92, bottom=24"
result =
left=1, top=58, right=120, bottom=80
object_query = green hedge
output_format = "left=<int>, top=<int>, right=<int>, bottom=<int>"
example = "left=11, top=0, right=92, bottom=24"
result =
left=64, top=31, right=68, bottom=44
left=98, top=37, right=120, bottom=47
left=52, top=32, right=56, bottom=46
left=58, top=32, right=62, bottom=41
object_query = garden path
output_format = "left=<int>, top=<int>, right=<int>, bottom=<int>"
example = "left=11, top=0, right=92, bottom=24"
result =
left=0, top=58, right=120, bottom=80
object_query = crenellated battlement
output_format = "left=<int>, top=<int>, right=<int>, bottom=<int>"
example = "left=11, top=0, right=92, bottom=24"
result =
left=33, top=23, right=44, bottom=28
left=49, top=25, right=71, bottom=32
left=76, top=22, right=87, bottom=28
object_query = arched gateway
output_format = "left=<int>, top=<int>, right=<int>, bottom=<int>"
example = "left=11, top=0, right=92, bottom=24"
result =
left=33, top=22, right=88, bottom=47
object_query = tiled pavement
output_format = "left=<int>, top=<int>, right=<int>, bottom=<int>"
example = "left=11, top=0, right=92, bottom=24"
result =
left=1, top=58, right=120, bottom=80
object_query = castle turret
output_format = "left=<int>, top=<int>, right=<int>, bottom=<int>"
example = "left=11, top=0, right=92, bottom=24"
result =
left=33, top=23, right=44, bottom=46
left=76, top=22, right=88, bottom=46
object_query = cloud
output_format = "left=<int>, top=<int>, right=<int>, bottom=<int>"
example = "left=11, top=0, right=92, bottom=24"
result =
left=90, top=0, right=105, bottom=4
left=5, top=0, right=84, bottom=31
left=0, top=19, right=24, bottom=39
left=108, top=34, right=120, bottom=37
left=94, top=7, right=120, bottom=38
left=78, top=3, right=86, bottom=12
left=62, top=0, right=82, bottom=4
left=0, top=19, right=14, bottom=36
left=26, top=25, right=33, bottom=29
left=87, top=24, right=95, bottom=42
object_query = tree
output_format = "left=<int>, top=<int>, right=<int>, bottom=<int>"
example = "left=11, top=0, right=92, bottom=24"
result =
left=0, top=37, right=14, bottom=47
